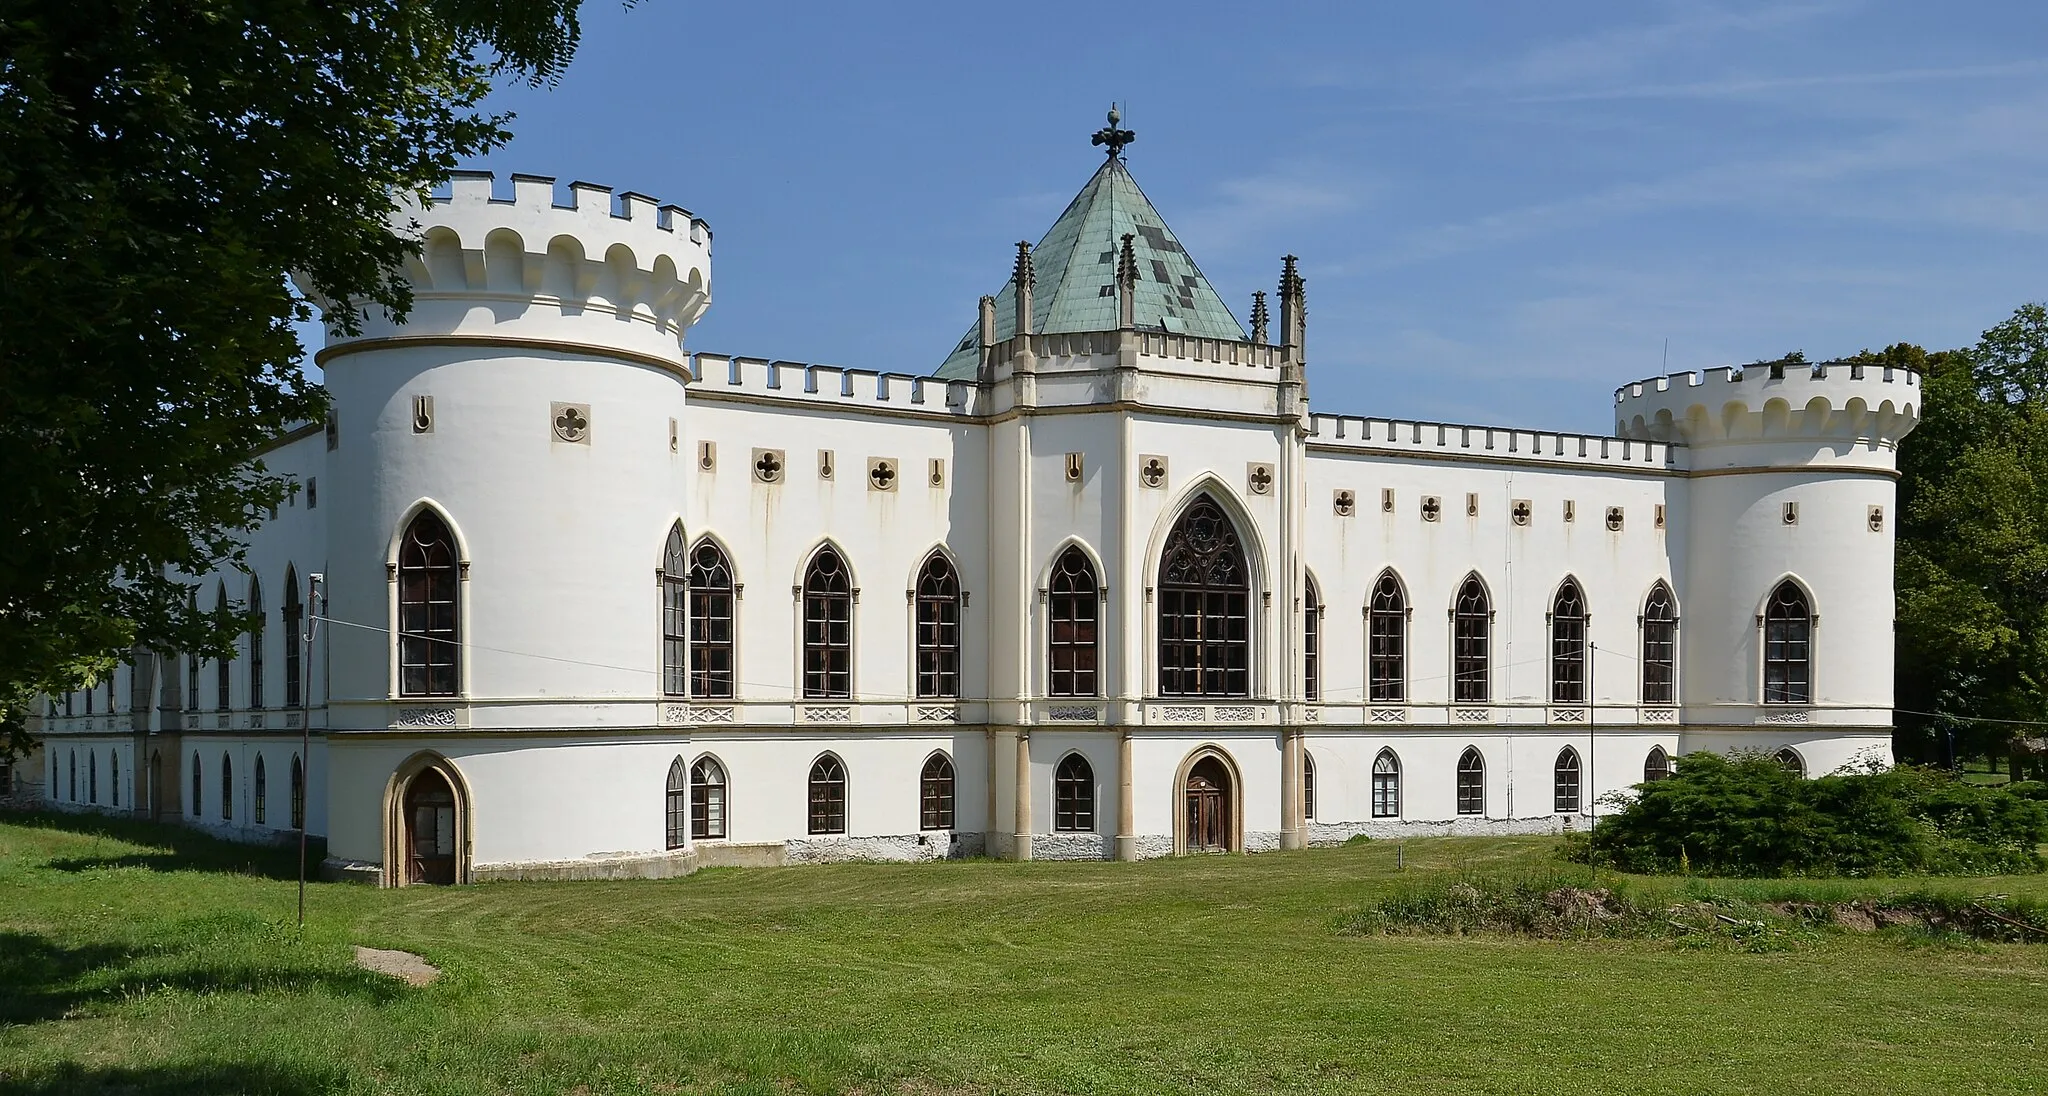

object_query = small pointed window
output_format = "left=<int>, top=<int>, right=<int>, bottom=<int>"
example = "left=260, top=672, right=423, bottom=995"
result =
left=1551, top=578, right=1587, bottom=704
left=1054, top=754, right=1095, bottom=832
left=802, top=547, right=853, bottom=699
left=1047, top=547, right=1099, bottom=697
left=1775, top=748, right=1805, bottom=777
left=688, top=541, right=736, bottom=699
left=1763, top=581, right=1812, bottom=704
left=221, top=753, right=234, bottom=821
left=920, top=753, right=955, bottom=830
left=1456, top=747, right=1485, bottom=815
left=88, top=750, right=98, bottom=804
left=1371, top=749, right=1401, bottom=818
left=807, top=754, right=847, bottom=834
left=216, top=581, right=232, bottom=709
left=690, top=757, right=727, bottom=840
left=915, top=554, right=961, bottom=699
left=665, top=756, right=688, bottom=849
left=1642, top=582, right=1676, bottom=705
left=1644, top=745, right=1671, bottom=783
left=1554, top=748, right=1581, bottom=813
left=1303, top=751, right=1317, bottom=822
left=110, top=752, right=119, bottom=808
left=1452, top=576, right=1490, bottom=703
left=397, top=511, right=460, bottom=697
left=1303, top=576, right=1322, bottom=702
left=1369, top=571, right=1407, bottom=702
left=190, top=752, right=201, bottom=817
left=661, top=527, right=689, bottom=698
left=248, top=576, right=265, bottom=710
left=283, top=567, right=304, bottom=708
left=254, top=755, right=267, bottom=824
left=290, top=755, right=306, bottom=830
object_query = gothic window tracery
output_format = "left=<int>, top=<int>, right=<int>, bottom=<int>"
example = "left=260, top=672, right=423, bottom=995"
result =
left=661, top=526, right=689, bottom=698
left=397, top=511, right=460, bottom=697
left=915, top=554, right=961, bottom=699
left=688, top=541, right=735, bottom=699
left=1763, top=581, right=1812, bottom=704
left=1550, top=578, right=1587, bottom=704
left=1452, top=575, right=1490, bottom=703
left=802, top=547, right=853, bottom=699
left=1157, top=495, right=1250, bottom=697
left=1047, top=547, right=1099, bottom=697
left=1642, top=582, right=1676, bottom=705
left=1369, top=571, right=1407, bottom=702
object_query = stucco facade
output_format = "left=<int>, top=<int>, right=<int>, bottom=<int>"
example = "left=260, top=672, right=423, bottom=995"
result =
left=28, top=142, right=1919, bottom=883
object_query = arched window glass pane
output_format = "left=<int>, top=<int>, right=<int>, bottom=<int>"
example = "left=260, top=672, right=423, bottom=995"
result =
left=1303, top=751, right=1316, bottom=822
left=1550, top=578, right=1587, bottom=704
left=397, top=512, right=460, bottom=697
left=67, top=750, right=75, bottom=801
left=1554, top=749, right=1581, bottom=813
left=1453, top=577, right=1490, bottom=702
left=1763, top=582, right=1811, bottom=704
left=190, top=752, right=201, bottom=817
left=221, top=753, right=233, bottom=821
left=89, top=750, right=97, bottom=804
left=290, top=755, right=305, bottom=830
left=1371, top=750, right=1400, bottom=818
left=1303, top=577, right=1321, bottom=702
left=1775, top=748, right=1805, bottom=777
left=1644, top=746, right=1671, bottom=783
left=1642, top=583, right=1676, bottom=706
left=807, top=755, right=847, bottom=834
left=1054, top=754, right=1095, bottom=832
left=688, top=542, right=736, bottom=699
left=1047, top=547, right=1099, bottom=697
left=690, top=758, right=726, bottom=840
left=920, top=753, right=955, bottom=830
left=1456, top=748, right=1485, bottom=815
left=110, top=752, right=119, bottom=808
left=248, top=576, right=265, bottom=710
left=915, top=555, right=961, bottom=699
left=802, top=548, right=853, bottom=699
left=216, top=582, right=231, bottom=710
left=1157, top=496, right=1251, bottom=697
left=1369, top=571, right=1407, bottom=702
left=665, top=757, right=688, bottom=849
left=661, top=527, right=689, bottom=698
left=254, top=756, right=267, bottom=824
left=283, top=568, right=303, bottom=708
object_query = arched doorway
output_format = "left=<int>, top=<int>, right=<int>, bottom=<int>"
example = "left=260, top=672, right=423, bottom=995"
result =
left=405, top=769, right=458, bottom=884
left=1173, top=747, right=1243, bottom=854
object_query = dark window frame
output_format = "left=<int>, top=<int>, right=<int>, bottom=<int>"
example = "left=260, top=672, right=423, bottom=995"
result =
left=1644, top=745, right=1671, bottom=783
left=1550, top=577, right=1587, bottom=704
left=665, top=756, right=688, bottom=849
left=690, top=756, right=727, bottom=840
left=807, top=754, right=847, bottom=835
left=1047, top=546, right=1100, bottom=697
left=1156, top=495, right=1252, bottom=698
left=283, top=568, right=303, bottom=708
left=1554, top=748, right=1582, bottom=813
left=1303, top=576, right=1322, bottom=702
left=915, top=554, right=961, bottom=699
left=1456, top=747, right=1485, bottom=815
left=1762, top=581, right=1812, bottom=704
left=1053, top=753, right=1095, bottom=832
left=1641, top=582, right=1677, bottom=706
left=1452, top=576, right=1490, bottom=703
left=248, top=576, right=265, bottom=710
left=661, top=527, right=689, bottom=698
left=290, top=754, right=306, bottom=830
left=688, top=541, right=736, bottom=700
left=397, top=511, right=461, bottom=698
left=1369, top=571, right=1408, bottom=702
left=221, top=752, right=233, bottom=821
left=1371, top=749, right=1401, bottom=818
left=802, top=547, right=854, bottom=699
left=919, top=752, right=955, bottom=830
left=253, top=755, right=267, bottom=824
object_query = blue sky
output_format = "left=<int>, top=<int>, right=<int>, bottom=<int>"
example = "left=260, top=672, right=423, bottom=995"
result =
left=452, top=1, right=2048, bottom=433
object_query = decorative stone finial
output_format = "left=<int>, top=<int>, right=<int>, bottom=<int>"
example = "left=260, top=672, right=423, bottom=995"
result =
left=1250, top=290, right=1269, bottom=344
left=1117, top=233, right=1139, bottom=328
left=1090, top=104, right=1136, bottom=159
left=1278, top=255, right=1305, bottom=354
left=1013, top=241, right=1036, bottom=337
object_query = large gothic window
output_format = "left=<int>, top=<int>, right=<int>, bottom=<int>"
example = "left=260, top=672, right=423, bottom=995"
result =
left=1452, top=575, right=1490, bottom=703
left=1763, top=581, right=1812, bottom=704
left=1456, top=747, right=1485, bottom=815
left=661, top=526, right=689, bottom=698
left=1047, top=547, right=1099, bottom=697
left=248, top=576, right=265, bottom=709
left=802, top=547, right=853, bottom=699
left=915, top=554, right=961, bottom=699
left=397, top=511, right=460, bottom=697
left=1157, top=495, right=1251, bottom=697
left=1641, top=582, right=1677, bottom=705
left=1368, top=570, right=1407, bottom=702
left=687, top=541, right=735, bottom=699
left=215, top=581, right=231, bottom=709
left=1053, top=753, right=1094, bottom=832
left=1371, top=749, right=1401, bottom=818
left=283, top=567, right=303, bottom=708
left=665, top=756, right=688, bottom=849
left=920, top=752, right=955, bottom=830
left=1554, top=748, right=1581, bottom=813
left=807, top=754, right=847, bottom=834
left=690, top=757, right=726, bottom=839
left=1550, top=578, right=1587, bottom=704
left=1303, top=576, right=1322, bottom=702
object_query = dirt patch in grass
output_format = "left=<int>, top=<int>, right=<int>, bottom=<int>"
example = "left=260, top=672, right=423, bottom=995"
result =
left=353, top=945, right=439, bottom=986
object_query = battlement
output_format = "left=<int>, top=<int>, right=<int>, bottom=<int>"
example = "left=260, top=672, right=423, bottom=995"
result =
left=688, top=354, right=983, bottom=418
left=1307, top=414, right=1683, bottom=473
left=1614, top=361, right=1919, bottom=449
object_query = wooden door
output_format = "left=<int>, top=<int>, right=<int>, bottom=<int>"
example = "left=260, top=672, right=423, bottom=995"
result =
left=1185, top=774, right=1226, bottom=852
left=405, top=770, right=457, bottom=885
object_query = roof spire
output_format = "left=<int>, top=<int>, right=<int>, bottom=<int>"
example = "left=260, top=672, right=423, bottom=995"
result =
left=1250, top=290, right=1269, bottom=344
left=1090, top=103, right=1136, bottom=160
left=1012, top=241, right=1036, bottom=337
left=1117, top=233, right=1139, bottom=328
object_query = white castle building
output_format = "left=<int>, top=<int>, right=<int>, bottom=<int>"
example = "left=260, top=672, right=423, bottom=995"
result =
left=27, top=120, right=1921, bottom=884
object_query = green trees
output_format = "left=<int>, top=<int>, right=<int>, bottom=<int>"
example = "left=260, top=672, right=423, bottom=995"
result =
left=1890, top=306, right=2048, bottom=777
left=0, top=0, right=593, bottom=752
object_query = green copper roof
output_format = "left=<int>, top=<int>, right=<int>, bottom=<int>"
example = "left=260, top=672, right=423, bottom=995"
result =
left=934, top=157, right=1247, bottom=379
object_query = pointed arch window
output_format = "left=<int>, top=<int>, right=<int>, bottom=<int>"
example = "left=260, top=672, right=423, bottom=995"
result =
left=248, top=576, right=265, bottom=709
left=661, top=527, right=689, bottom=698
left=665, top=757, right=688, bottom=849
left=1157, top=495, right=1251, bottom=697
left=67, top=749, right=75, bottom=801
left=1641, top=582, right=1676, bottom=706
left=1369, top=571, right=1407, bottom=702
left=1452, top=576, right=1490, bottom=703
left=283, top=567, right=303, bottom=708
left=1047, top=547, right=1099, bottom=697
left=1550, top=578, right=1587, bottom=704
left=1054, top=753, right=1094, bottom=832
left=88, top=750, right=98, bottom=804
left=1775, top=748, right=1805, bottom=777
left=110, top=752, right=119, bottom=807
left=1303, top=576, right=1322, bottom=702
left=216, top=581, right=231, bottom=709
left=1371, top=749, right=1401, bottom=818
left=690, top=757, right=726, bottom=839
left=802, top=547, right=853, bottom=699
left=1303, top=750, right=1317, bottom=822
left=915, top=554, right=961, bottom=699
left=1554, top=748, right=1581, bottom=813
left=397, top=511, right=460, bottom=697
left=1763, top=581, right=1812, bottom=704
left=221, top=753, right=234, bottom=821
left=920, top=753, right=955, bottom=830
left=688, top=541, right=735, bottom=699
left=1457, top=747, right=1485, bottom=815
left=190, top=752, right=201, bottom=816
left=254, top=755, right=267, bottom=824
left=1644, top=745, right=1671, bottom=783
left=807, top=754, right=847, bottom=834
left=290, top=754, right=306, bottom=830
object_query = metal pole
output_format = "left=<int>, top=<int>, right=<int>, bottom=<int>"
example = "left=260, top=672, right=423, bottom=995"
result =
left=299, top=573, right=323, bottom=931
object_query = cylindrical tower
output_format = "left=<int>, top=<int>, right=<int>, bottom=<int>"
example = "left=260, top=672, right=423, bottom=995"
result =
left=1616, top=361, right=1918, bottom=773
left=311, top=171, right=711, bottom=877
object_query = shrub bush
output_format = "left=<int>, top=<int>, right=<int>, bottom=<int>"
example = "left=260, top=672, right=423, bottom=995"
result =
left=1578, top=753, right=2048, bottom=877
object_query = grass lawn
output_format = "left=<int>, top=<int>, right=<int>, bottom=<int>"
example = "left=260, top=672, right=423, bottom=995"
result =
left=3, top=812, right=2045, bottom=1095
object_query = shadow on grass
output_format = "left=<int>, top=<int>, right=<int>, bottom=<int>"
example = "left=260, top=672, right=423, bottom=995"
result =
left=0, top=930, right=406, bottom=1026
left=1, top=808, right=322, bottom=881
left=0, top=1060, right=346, bottom=1095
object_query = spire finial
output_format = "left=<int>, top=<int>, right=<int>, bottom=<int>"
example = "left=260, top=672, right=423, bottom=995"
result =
left=1250, top=290, right=1269, bottom=344
left=1013, top=240, right=1035, bottom=288
left=1090, top=103, right=1136, bottom=159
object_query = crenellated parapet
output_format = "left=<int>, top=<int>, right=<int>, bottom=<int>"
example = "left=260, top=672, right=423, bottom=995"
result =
left=1614, top=361, right=1919, bottom=472
left=315, top=170, right=712, bottom=372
